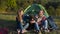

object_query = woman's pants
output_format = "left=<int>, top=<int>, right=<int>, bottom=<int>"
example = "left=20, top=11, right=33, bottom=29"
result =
left=17, top=21, right=29, bottom=33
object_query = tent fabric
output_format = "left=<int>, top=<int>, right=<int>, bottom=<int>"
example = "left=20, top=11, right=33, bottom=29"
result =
left=24, top=4, right=49, bottom=18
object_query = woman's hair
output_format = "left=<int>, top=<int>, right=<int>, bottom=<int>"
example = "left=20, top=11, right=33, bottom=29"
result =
left=17, top=8, right=23, bottom=16
left=16, top=8, right=24, bottom=22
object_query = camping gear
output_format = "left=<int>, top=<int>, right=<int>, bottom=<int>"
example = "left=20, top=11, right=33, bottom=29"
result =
left=47, top=16, right=58, bottom=30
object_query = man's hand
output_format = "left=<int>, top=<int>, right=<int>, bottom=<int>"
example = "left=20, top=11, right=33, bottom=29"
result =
left=37, top=18, right=41, bottom=22
left=30, top=20, right=35, bottom=23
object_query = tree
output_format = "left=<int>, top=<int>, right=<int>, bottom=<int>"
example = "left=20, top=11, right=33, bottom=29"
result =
left=56, top=6, right=60, bottom=17
left=7, top=0, right=17, bottom=11
left=47, top=6, right=55, bottom=16
left=0, top=0, right=7, bottom=12
left=40, top=0, right=48, bottom=6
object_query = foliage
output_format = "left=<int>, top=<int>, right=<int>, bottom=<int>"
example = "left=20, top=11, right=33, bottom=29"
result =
left=0, top=0, right=60, bottom=16
left=7, top=0, right=17, bottom=11
left=47, top=6, right=55, bottom=16
left=56, top=6, right=60, bottom=16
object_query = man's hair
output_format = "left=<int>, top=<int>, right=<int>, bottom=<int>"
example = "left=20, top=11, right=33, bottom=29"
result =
left=39, top=10, right=44, bottom=13
left=38, top=10, right=44, bottom=15
left=29, top=14, right=35, bottom=21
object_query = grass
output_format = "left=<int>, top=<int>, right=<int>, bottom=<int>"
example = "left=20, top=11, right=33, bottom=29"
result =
left=0, top=14, right=60, bottom=34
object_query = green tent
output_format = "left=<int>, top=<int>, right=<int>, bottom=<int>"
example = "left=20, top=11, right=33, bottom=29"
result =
left=24, top=4, right=49, bottom=18
left=24, top=4, right=58, bottom=30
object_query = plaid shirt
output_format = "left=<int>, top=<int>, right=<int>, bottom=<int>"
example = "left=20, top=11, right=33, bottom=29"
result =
left=37, top=15, right=46, bottom=25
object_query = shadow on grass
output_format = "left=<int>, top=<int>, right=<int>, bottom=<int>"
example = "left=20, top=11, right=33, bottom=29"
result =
left=0, top=19, right=17, bottom=31
left=0, top=19, right=60, bottom=34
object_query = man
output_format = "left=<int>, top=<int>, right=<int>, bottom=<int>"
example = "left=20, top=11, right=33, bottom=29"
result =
left=35, top=10, right=49, bottom=32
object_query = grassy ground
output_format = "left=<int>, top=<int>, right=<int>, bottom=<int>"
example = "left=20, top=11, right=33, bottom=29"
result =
left=0, top=14, right=60, bottom=34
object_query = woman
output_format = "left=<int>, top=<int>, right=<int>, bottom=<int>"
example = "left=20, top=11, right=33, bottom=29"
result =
left=16, top=9, right=29, bottom=34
